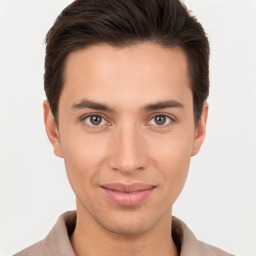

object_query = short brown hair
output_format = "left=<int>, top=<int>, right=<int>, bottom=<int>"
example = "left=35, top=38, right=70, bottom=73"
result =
left=44, top=0, right=210, bottom=123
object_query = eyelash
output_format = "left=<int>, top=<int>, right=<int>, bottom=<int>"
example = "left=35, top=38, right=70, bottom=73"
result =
left=147, top=114, right=174, bottom=128
left=80, top=113, right=175, bottom=130
left=80, top=113, right=110, bottom=130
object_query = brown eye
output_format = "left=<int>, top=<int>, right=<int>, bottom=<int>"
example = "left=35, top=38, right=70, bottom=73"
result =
left=90, top=115, right=102, bottom=125
left=148, top=115, right=172, bottom=127
left=154, top=115, right=166, bottom=125
left=83, top=115, right=107, bottom=127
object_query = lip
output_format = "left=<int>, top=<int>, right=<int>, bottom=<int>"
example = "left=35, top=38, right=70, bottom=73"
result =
left=101, top=183, right=155, bottom=206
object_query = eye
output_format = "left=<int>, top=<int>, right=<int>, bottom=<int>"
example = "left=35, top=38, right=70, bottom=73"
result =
left=82, top=114, right=108, bottom=127
left=148, top=115, right=172, bottom=127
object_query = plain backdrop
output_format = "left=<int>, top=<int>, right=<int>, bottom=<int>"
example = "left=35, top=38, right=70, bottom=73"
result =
left=0, top=0, right=255, bottom=255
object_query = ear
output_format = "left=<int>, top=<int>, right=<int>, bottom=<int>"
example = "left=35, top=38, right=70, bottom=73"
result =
left=43, top=100, right=63, bottom=158
left=191, top=101, right=208, bottom=156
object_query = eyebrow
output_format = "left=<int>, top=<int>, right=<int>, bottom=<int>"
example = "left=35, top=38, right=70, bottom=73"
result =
left=143, top=100, right=184, bottom=111
left=72, top=99, right=115, bottom=112
left=71, top=99, right=184, bottom=112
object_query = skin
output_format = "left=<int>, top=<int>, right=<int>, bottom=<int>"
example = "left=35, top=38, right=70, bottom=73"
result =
left=44, top=42, right=208, bottom=256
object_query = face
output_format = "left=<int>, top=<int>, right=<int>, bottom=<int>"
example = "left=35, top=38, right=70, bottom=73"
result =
left=44, top=43, right=207, bottom=235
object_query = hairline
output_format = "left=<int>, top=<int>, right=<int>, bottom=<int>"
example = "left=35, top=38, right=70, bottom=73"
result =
left=53, top=41, right=199, bottom=125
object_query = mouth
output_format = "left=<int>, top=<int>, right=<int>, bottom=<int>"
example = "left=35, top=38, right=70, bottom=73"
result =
left=101, top=183, right=156, bottom=206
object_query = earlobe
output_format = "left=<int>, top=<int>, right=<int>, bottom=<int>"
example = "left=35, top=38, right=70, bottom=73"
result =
left=191, top=102, right=208, bottom=156
left=43, top=100, right=63, bottom=158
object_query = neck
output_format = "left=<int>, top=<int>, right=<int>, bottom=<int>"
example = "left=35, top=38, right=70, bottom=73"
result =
left=70, top=200, right=179, bottom=256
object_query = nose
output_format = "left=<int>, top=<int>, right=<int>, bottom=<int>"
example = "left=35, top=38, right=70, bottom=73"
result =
left=108, top=124, right=147, bottom=175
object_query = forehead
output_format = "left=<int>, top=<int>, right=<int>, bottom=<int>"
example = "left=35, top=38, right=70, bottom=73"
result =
left=61, top=43, right=192, bottom=112
left=64, top=43, right=189, bottom=83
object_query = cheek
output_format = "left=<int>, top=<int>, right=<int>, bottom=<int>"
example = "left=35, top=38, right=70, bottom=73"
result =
left=149, top=125, right=194, bottom=167
left=59, top=130, right=109, bottom=192
left=153, top=140, right=192, bottom=182
left=149, top=130, right=194, bottom=198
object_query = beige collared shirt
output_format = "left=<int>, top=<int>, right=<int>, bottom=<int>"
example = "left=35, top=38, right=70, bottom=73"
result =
left=15, top=211, right=234, bottom=256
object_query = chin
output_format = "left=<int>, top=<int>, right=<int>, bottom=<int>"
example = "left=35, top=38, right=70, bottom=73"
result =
left=100, top=218, right=154, bottom=236
left=95, top=209, right=166, bottom=236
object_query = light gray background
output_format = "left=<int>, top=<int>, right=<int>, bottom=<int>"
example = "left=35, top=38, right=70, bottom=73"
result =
left=0, top=0, right=255, bottom=255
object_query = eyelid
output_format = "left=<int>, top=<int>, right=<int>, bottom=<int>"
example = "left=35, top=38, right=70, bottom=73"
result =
left=146, top=113, right=175, bottom=128
left=79, top=112, right=176, bottom=130
left=80, top=112, right=110, bottom=129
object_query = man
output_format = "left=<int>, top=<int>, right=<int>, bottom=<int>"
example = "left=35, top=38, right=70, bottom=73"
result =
left=15, top=0, right=233, bottom=255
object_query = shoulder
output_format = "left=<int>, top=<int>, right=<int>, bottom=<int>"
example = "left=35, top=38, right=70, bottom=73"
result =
left=172, top=216, right=235, bottom=256
left=13, top=211, right=77, bottom=256
left=196, top=240, right=235, bottom=256
left=14, top=240, right=47, bottom=256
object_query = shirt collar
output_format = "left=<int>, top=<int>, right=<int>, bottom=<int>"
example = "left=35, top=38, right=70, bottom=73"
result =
left=43, top=211, right=231, bottom=256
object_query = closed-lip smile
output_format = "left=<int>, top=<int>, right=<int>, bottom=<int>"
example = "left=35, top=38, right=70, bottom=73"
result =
left=101, top=183, right=156, bottom=206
